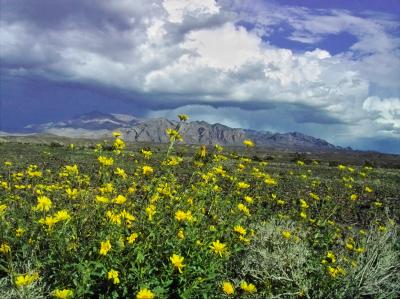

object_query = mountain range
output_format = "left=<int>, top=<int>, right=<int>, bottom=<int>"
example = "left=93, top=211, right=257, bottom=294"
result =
left=23, top=111, right=350, bottom=151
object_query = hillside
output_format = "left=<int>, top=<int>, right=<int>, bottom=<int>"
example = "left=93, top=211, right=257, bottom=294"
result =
left=18, top=112, right=349, bottom=152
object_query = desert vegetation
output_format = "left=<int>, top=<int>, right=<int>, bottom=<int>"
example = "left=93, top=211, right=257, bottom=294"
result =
left=0, top=115, right=399, bottom=298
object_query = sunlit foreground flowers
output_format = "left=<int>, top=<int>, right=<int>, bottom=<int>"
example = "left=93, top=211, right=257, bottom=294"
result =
left=136, top=288, right=155, bottom=299
left=52, top=289, right=74, bottom=299
left=170, top=254, right=186, bottom=273
left=0, top=114, right=399, bottom=298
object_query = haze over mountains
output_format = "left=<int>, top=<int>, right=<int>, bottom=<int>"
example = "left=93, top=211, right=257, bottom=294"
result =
left=21, top=111, right=348, bottom=152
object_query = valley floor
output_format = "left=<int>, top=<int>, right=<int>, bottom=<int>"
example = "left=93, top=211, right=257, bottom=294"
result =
left=0, top=139, right=399, bottom=298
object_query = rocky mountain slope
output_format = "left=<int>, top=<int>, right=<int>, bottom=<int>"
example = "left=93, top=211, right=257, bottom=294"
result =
left=23, top=112, right=346, bottom=151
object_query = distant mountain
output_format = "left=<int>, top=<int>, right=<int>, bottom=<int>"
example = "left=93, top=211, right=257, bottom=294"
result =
left=24, top=111, right=141, bottom=139
left=26, top=111, right=140, bottom=131
left=23, top=111, right=347, bottom=151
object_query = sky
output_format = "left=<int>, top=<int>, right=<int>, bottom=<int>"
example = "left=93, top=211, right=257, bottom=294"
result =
left=0, top=0, right=399, bottom=153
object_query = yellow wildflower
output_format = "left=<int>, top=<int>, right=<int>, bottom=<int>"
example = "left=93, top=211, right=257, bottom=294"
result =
left=128, top=184, right=137, bottom=193
left=107, top=269, right=120, bottom=284
left=378, top=225, right=387, bottom=232
left=0, top=243, right=11, bottom=254
left=166, top=128, right=183, bottom=141
left=114, top=167, right=127, bottom=179
left=0, top=181, right=9, bottom=190
left=146, top=205, right=156, bottom=221
left=15, top=273, right=39, bottom=287
left=178, top=114, right=189, bottom=121
left=277, top=199, right=285, bottom=205
left=52, top=289, right=74, bottom=299
left=16, top=227, right=25, bottom=237
left=240, top=281, right=257, bottom=293
left=327, top=266, right=345, bottom=278
left=39, top=216, right=57, bottom=229
left=114, top=138, right=125, bottom=150
left=163, top=156, right=183, bottom=166
left=177, top=229, right=185, bottom=239
left=222, top=281, right=235, bottom=296
left=27, top=169, right=42, bottom=177
left=106, top=211, right=122, bottom=225
left=65, top=188, right=78, bottom=199
left=120, top=210, right=135, bottom=226
left=113, top=194, right=127, bottom=204
left=299, top=199, right=309, bottom=209
left=136, top=288, right=155, bottom=299
left=209, top=240, right=227, bottom=257
left=346, top=243, right=354, bottom=251
left=214, top=144, right=223, bottom=152
left=35, top=196, right=52, bottom=212
left=243, top=139, right=255, bottom=147
left=282, top=230, right=291, bottom=240
left=237, top=203, right=250, bottom=216
left=355, top=247, right=365, bottom=254
left=142, top=165, right=154, bottom=175
left=244, top=196, right=253, bottom=204
left=198, top=145, right=207, bottom=159
left=100, top=240, right=112, bottom=256
left=175, top=210, right=187, bottom=222
left=64, top=164, right=79, bottom=175
left=0, top=204, right=7, bottom=215
left=239, top=235, right=251, bottom=244
left=53, top=210, right=71, bottom=222
left=98, top=156, right=114, bottom=166
left=141, top=149, right=152, bottom=159
left=127, top=232, right=139, bottom=244
left=264, top=177, right=277, bottom=186
left=96, top=195, right=109, bottom=204
left=300, top=211, right=307, bottom=219
left=170, top=254, right=186, bottom=273
left=326, top=251, right=336, bottom=263
left=309, top=192, right=320, bottom=200
left=233, top=225, right=246, bottom=236
left=237, top=182, right=250, bottom=189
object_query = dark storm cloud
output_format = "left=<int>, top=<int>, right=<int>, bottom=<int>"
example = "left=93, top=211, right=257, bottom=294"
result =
left=2, top=0, right=151, bottom=31
left=0, top=73, right=147, bottom=130
left=293, top=107, right=344, bottom=125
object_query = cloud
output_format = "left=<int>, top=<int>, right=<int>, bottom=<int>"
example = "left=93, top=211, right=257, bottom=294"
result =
left=0, top=0, right=399, bottom=151
left=224, top=1, right=400, bottom=89
left=363, top=96, right=400, bottom=133
left=163, top=0, right=220, bottom=23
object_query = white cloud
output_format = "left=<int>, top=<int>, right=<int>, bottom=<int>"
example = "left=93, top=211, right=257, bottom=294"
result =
left=183, top=22, right=262, bottom=69
left=0, top=0, right=399, bottom=146
left=163, top=0, right=220, bottom=23
left=229, top=2, right=400, bottom=89
left=363, top=96, right=400, bottom=132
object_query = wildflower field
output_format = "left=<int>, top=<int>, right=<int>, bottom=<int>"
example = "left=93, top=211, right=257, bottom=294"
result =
left=1, top=116, right=399, bottom=298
